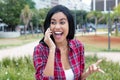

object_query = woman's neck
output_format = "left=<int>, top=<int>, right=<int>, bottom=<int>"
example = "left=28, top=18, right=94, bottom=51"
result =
left=56, top=39, right=68, bottom=50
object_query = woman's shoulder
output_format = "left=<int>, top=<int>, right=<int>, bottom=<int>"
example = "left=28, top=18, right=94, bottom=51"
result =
left=34, top=41, right=48, bottom=51
left=68, top=39, right=84, bottom=50
left=69, top=39, right=84, bottom=46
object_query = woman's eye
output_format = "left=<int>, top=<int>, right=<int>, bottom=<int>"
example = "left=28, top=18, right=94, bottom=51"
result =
left=51, top=22, right=56, bottom=25
left=60, top=21, right=65, bottom=25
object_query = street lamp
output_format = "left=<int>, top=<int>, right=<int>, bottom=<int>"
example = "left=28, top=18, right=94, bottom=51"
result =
left=108, top=2, right=111, bottom=51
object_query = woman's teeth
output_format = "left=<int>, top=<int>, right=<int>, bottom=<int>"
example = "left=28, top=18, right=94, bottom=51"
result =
left=54, top=32, right=62, bottom=35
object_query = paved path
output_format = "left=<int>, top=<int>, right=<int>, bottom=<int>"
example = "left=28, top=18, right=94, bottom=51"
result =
left=85, top=52, right=120, bottom=64
left=0, top=41, right=120, bottom=64
left=0, top=41, right=39, bottom=61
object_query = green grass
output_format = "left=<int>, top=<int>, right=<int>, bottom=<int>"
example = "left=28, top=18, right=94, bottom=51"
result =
left=0, top=34, right=43, bottom=49
left=111, top=32, right=120, bottom=37
left=0, top=56, right=119, bottom=80
left=0, top=56, right=35, bottom=80
left=97, top=28, right=108, bottom=32
left=86, top=56, right=120, bottom=80
left=84, top=44, right=106, bottom=52
left=84, top=44, right=120, bottom=52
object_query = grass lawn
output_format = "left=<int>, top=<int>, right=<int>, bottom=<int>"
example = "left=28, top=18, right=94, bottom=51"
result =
left=0, top=34, right=43, bottom=49
left=75, top=33, right=120, bottom=52
left=0, top=32, right=119, bottom=79
left=0, top=56, right=119, bottom=80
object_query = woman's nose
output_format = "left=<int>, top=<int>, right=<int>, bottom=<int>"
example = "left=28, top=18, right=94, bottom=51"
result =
left=55, top=23, right=61, bottom=28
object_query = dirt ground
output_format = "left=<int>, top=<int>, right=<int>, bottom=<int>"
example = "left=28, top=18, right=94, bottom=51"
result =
left=76, top=35, right=120, bottom=50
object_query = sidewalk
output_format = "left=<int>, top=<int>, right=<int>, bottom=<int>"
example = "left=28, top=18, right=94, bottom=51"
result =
left=0, top=40, right=39, bottom=61
left=0, top=41, right=120, bottom=64
left=85, top=52, right=120, bottom=64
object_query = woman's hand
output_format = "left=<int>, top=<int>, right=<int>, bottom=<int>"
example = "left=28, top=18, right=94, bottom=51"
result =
left=81, top=59, right=105, bottom=80
left=86, top=59, right=105, bottom=74
left=44, top=28, right=56, bottom=49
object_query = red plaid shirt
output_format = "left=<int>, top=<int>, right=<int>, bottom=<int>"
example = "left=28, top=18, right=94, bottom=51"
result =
left=33, top=39, right=85, bottom=80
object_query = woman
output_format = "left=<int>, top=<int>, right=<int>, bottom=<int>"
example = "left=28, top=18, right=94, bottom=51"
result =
left=33, top=5, right=104, bottom=80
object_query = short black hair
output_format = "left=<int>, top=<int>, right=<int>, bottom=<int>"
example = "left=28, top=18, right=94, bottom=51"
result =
left=43, top=5, right=75, bottom=39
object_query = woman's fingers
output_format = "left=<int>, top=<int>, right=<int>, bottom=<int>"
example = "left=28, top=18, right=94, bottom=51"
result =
left=44, top=28, right=55, bottom=48
left=95, top=59, right=102, bottom=66
left=45, top=28, right=52, bottom=37
left=87, top=59, right=105, bottom=74
left=95, top=59, right=105, bottom=73
left=98, top=68, right=105, bottom=73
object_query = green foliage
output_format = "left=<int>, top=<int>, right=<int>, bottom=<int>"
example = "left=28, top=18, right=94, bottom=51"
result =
left=71, top=10, right=87, bottom=26
left=0, top=56, right=35, bottom=80
left=115, top=26, right=119, bottom=36
left=86, top=11, right=104, bottom=24
left=85, top=56, right=120, bottom=80
left=114, top=3, right=120, bottom=17
left=0, top=0, right=35, bottom=30
left=38, top=8, right=50, bottom=26
left=0, top=56, right=119, bottom=79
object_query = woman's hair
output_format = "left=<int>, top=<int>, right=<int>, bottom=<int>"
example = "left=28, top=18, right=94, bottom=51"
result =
left=43, top=5, right=75, bottom=39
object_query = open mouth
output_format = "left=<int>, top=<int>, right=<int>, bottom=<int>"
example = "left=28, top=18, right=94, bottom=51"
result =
left=53, top=31, right=63, bottom=39
left=54, top=31, right=63, bottom=35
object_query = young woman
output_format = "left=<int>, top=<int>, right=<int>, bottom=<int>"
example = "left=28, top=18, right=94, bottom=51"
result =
left=33, top=5, right=104, bottom=80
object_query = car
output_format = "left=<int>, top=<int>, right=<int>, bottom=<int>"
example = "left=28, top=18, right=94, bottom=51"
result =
left=34, top=29, right=42, bottom=33
left=0, top=23, right=8, bottom=31
left=86, top=23, right=96, bottom=32
left=112, top=23, right=120, bottom=32
left=75, top=29, right=83, bottom=33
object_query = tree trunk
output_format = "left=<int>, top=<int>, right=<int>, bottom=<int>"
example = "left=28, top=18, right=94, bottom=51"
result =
left=24, top=24, right=28, bottom=39
left=95, top=17, right=97, bottom=35
left=30, top=22, right=34, bottom=37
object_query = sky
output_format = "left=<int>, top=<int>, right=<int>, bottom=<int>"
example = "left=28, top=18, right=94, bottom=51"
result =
left=34, top=0, right=92, bottom=11
left=82, top=0, right=91, bottom=6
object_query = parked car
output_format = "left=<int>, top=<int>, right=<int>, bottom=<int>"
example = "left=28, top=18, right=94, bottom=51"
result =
left=0, top=23, right=8, bottom=31
left=111, top=23, right=120, bottom=32
left=75, top=29, right=83, bottom=33
left=86, top=23, right=96, bottom=32
left=34, top=29, right=42, bottom=33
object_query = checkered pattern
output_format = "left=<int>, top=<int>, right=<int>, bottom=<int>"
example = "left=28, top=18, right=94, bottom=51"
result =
left=33, top=39, right=85, bottom=80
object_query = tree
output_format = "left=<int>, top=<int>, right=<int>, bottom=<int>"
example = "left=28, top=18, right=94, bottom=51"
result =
left=113, top=3, right=120, bottom=36
left=87, top=11, right=103, bottom=34
left=38, top=8, right=50, bottom=31
left=20, top=5, right=33, bottom=38
left=0, top=0, right=35, bottom=31
left=70, top=10, right=87, bottom=29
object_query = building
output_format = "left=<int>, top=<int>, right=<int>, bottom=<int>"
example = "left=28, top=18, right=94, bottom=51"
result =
left=91, top=0, right=120, bottom=12
left=34, top=0, right=59, bottom=9
left=34, top=0, right=91, bottom=11
left=59, top=0, right=91, bottom=11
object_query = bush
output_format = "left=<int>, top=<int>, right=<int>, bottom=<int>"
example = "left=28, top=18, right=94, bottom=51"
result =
left=0, top=56, right=35, bottom=80
left=0, top=56, right=119, bottom=80
left=85, top=56, right=120, bottom=80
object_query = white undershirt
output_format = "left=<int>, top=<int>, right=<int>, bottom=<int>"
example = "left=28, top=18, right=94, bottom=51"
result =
left=64, top=69, right=74, bottom=80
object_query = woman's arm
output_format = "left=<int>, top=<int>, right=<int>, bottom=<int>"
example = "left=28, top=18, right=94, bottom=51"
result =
left=43, top=28, right=56, bottom=76
left=81, top=59, right=105, bottom=80
left=43, top=48, right=55, bottom=76
left=33, top=46, right=55, bottom=80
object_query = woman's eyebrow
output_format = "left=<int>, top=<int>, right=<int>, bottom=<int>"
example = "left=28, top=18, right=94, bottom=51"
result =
left=60, top=18, right=67, bottom=21
left=51, top=18, right=56, bottom=21
left=51, top=18, right=67, bottom=21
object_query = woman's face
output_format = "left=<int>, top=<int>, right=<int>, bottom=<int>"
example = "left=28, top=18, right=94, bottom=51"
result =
left=50, top=12, right=69, bottom=43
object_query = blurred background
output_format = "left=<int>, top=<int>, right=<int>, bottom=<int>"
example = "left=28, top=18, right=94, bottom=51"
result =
left=0, top=0, right=120, bottom=80
left=0, top=0, right=120, bottom=37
